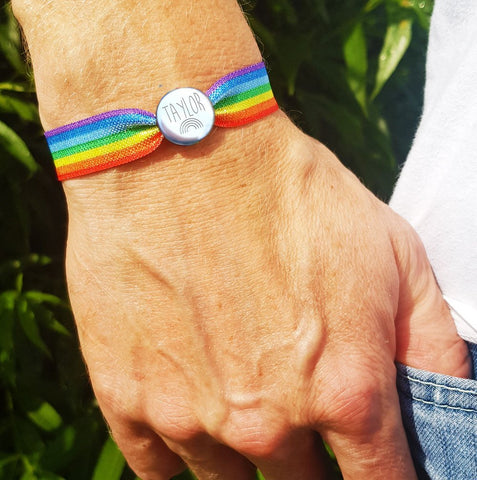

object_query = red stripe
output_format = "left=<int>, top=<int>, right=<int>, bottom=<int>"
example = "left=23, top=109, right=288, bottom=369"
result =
left=215, top=99, right=279, bottom=128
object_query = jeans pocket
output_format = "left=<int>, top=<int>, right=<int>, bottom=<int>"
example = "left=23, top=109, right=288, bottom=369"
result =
left=397, top=342, right=477, bottom=480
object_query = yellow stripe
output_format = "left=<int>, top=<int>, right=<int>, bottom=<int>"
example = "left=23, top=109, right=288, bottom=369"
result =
left=54, top=128, right=158, bottom=167
left=214, top=91, right=274, bottom=115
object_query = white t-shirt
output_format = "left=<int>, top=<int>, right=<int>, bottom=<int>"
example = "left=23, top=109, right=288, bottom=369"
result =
left=390, top=0, right=477, bottom=343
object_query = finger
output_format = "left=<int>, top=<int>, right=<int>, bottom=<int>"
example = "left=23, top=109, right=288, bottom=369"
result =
left=390, top=219, right=471, bottom=377
left=163, top=433, right=257, bottom=480
left=319, top=359, right=418, bottom=480
left=246, top=431, right=331, bottom=480
left=217, top=414, right=330, bottom=480
left=108, top=421, right=186, bottom=480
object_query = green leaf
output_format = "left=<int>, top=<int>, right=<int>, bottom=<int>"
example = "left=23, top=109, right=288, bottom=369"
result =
left=0, top=82, right=28, bottom=92
left=0, top=291, right=17, bottom=385
left=92, top=437, right=126, bottom=480
left=24, top=291, right=67, bottom=308
left=277, top=33, right=313, bottom=96
left=0, top=89, right=39, bottom=122
left=248, top=17, right=278, bottom=54
left=22, top=292, right=71, bottom=336
left=0, top=5, right=27, bottom=75
left=172, top=470, right=197, bottom=480
left=0, top=120, right=38, bottom=176
left=25, top=254, right=53, bottom=267
left=299, top=92, right=365, bottom=149
left=324, top=441, right=337, bottom=461
left=0, top=454, right=21, bottom=470
left=343, top=22, right=368, bottom=113
left=315, top=0, right=330, bottom=23
left=371, top=18, right=413, bottom=99
left=0, top=291, right=16, bottom=353
left=15, top=272, right=23, bottom=292
left=40, top=425, right=77, bottom=471
left=43, top=314, right=70, bottom=336
left=14, top=417, right=45, bottom=455
left=0, top=289, right=18, bottom=307
left=16, top=297, right=51, bottom=358
left=35, top=472, right=65, bottom=480
left=403, top=0, right=433, bottom=30
left=27, top=402, right=63, bottom=432
left=364, top=0, right=385, bottom=12
left=267, top=0, right=298, bottom=25
left=20, top=472, right=38, bottom=480
left=28, top=302, right=71, bottom=337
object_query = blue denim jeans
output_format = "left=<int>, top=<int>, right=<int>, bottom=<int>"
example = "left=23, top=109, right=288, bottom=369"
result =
left=397, top=342, right=477, bottom=479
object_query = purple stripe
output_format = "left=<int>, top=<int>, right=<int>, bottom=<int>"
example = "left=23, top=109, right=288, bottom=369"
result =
left=206, top=62, right=264, bottom=96
left=45, top=108, right=156, bottom=138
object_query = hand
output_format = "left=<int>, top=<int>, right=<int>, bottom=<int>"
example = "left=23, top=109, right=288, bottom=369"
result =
left=59, top=119, right=469, bottom=480
left=14, top=1, right=470, bottom=479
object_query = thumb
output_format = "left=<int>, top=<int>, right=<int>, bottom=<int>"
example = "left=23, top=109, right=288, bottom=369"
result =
left=390, top=218, right=471, bottom=378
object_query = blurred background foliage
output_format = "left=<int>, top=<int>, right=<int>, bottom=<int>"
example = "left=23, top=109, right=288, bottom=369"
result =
left=0, top=0, right=432, bottom=478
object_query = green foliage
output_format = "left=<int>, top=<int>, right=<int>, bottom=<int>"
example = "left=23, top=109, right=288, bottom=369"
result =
left=243, top=0, right=432, bottom=199
left=0, top=2, right=113, bottom=479
left=0, top=0, right=432, bottom=479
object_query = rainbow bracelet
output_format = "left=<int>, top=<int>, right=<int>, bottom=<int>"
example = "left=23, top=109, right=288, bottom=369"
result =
left=45, top=62, right=279, bottom=181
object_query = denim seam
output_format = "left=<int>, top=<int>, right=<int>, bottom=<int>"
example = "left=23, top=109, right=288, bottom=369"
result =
left=403, top=374, right=477, bottom=395
left=410, top=395, right=477, bottom=413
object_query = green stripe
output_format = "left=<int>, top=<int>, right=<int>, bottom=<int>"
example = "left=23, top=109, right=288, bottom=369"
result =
left=214, top=83, right=271, bottom=110
left=51, top=128, right=146, bottom=160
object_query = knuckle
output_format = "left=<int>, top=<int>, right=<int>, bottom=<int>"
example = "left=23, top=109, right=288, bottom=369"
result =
left=391, top=215, right=426, bottom=264
left=149, top=400, right=202, bottom=445
left=91, top=373, right=138, bottom=421
left=161, top=420, right=202, bottom=445
left=220, top=409, right=288, bottom=459
left=325, top=375, right=383, bottom=434
left=114, top=429, right=185, bottom=480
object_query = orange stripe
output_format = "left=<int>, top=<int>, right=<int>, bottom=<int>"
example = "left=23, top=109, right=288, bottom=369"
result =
left=56, top=134, right=162, bottom=180
left=215, top=99, right=279, bottom=128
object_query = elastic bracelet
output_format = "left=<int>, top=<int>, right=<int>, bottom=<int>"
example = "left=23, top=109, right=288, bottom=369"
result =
left=45, top=62, right=279, bottom=181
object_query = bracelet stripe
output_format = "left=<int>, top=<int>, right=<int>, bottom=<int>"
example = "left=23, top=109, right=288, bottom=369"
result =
left=55, top=135, right=161, bottom=180
left=214, top=90, right=274, bottom=115
left=47, top=109, right=163, bottom=180
left=45, top=62, right=278, bottom=180
left=213, top=83, right=271, bottom=110
left=52, top=128, right=151, bottom=160
left=207, top=63, right=277, bottom=126
left=53, top=128, right=161, bottom=167
left=206, top=62, right=266, bottom=101
left=214, top=97, right=279, bottom=128
left=46, top=109, right=157, bottom=150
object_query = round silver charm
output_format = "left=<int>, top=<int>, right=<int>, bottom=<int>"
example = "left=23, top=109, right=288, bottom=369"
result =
left=156, top=87, right=215, bottom=146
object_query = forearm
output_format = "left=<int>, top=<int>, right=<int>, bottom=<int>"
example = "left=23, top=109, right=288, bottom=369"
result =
left=14, top=0, right=262, bottom=127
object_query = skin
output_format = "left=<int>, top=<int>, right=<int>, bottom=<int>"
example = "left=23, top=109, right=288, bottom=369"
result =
left=13, top=1, right=471, bottom=479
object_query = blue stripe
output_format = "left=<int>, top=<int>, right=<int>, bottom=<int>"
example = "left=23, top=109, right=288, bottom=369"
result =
left=47, top=113, right=156, bottom=152
left=208, top=70, right=268, bottom=104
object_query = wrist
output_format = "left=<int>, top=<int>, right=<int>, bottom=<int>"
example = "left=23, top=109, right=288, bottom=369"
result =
left=62, top=111, right=295, bottom=219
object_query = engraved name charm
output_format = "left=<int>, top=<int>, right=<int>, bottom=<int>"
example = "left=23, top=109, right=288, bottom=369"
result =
left=156, top=88, right=215, bottom=146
